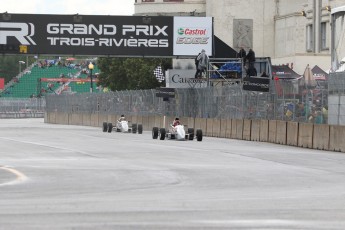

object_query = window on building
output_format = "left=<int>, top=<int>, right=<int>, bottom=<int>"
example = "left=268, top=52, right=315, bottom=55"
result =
left=163, top=0, right=184, bottom=2
left=306, top=24, right=313, bottom=52
left=320, top=22, right=328, bottom=50
left=142, top=0, right=154, bottom=2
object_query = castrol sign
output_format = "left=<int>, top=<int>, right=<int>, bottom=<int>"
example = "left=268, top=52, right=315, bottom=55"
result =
left=173, top=17, right=213, bottom=56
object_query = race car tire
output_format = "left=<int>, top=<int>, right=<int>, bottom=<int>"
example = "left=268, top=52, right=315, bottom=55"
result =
left=188, top=128, right=194, bottom=140
left=132, top=123, right=137, bottom=134
left=102, top=122, right=107, bottom=132
left=160, top=128, right=166, bottom=140
left=107, top=123, right=113, bottom=133
left=196, top=129, right=203, bottom=141
left=138, top=124, right=143, bottom=134
left=152, top=127, right=159, bottom=139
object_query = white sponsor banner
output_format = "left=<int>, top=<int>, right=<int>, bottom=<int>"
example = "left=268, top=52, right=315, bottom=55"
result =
left=166, top=69, right=207, bottom=88
left=173, top=17, right=213, bottom=56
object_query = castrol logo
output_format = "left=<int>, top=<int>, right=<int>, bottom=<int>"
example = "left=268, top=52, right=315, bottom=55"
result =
left=177, top=28, right=207, bottom=36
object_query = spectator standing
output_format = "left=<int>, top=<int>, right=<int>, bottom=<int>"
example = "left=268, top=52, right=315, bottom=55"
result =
left=195, top=49, right=209, bottom=78
left=246, top=48, right=256, bottom=66
left=237, top=46, right=247, bottom=63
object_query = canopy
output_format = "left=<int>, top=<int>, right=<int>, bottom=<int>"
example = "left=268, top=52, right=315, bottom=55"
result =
left=213, top=35, right=238, bottom=58
left=302, top=64, right=317, bottom=88
left=271, top=65, right=302, bottom=80
left=311, top=65, right=328, bottom=80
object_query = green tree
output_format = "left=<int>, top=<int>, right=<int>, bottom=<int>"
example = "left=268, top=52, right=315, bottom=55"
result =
left=97, top=57, right=172, bottom=91
left=0, top=55, right=36, bottom=83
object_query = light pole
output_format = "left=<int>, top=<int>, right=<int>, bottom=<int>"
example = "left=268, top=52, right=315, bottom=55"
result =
left=18, top=61, right=25, bottom=74
left=88, top=62, right=94, bottom=93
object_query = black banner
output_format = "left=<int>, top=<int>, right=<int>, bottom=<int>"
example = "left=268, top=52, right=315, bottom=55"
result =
left=155, top=87, right=175, bottom=98
left=243, top=77, right=270, bottom=92
left=0, top=14, right=173, bottom=56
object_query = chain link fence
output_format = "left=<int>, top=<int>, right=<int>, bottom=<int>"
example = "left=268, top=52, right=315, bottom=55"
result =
left=45, top=78, right=330, bottom=124
left=0, top=98, right=45, bottom=113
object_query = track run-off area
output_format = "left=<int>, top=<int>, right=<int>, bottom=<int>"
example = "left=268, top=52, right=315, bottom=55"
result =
left=0, top=118, right=345, bottom=230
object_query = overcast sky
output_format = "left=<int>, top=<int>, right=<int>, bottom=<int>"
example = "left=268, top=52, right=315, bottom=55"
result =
left=2, top=0, right=135, bottom=15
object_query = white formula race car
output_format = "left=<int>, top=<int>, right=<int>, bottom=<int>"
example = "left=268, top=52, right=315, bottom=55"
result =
left=152, top=125, right=202, bottom=141
left=102, top=121, right=143, bottom=134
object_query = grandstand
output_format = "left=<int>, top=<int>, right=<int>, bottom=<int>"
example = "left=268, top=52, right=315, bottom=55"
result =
left=0, top=59, right=100, bottom=98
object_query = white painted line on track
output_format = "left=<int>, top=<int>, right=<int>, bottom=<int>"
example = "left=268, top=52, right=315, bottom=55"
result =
left=0, top=166, right=28, bottom=186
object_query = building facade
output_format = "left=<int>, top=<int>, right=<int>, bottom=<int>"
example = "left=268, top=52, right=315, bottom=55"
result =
left=135, top=0, right=345, bottom=74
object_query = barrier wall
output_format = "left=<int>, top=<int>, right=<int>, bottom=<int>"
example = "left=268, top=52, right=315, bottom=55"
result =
left=286, top=122, right=298, bottom=146
left=259, top=120, right=269, bottom=142
left=268, top=120, right=277, bottom=143
left=225, top=119, right=232, bottom=138
left=46, top=112, right=345, bottom=153
left=243, top=119, right=251, bottom=141
left=220, top=119, right=227, bottom=138
left=329, top=125, right=345, bottom=152
left=298, top=123, right=313, bottom=148
left=251, top=120, right=260, bottom=141
left=313, top=124, right=330, bottom=150
left=275, top=120, right=287, bottom=145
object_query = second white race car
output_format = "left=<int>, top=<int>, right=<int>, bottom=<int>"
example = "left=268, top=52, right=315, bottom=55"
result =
left=152, top=125, right=203, bottom=141
left=102, top=121, right=143, bottom=134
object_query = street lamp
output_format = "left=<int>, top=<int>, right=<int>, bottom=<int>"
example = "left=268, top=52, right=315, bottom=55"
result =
left=88, top=62, right=94, bottom=93
left=18, top=61, right=25, bottom=74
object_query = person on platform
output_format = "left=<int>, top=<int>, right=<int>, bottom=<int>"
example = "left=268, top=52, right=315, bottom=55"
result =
left=195, top=49, right=209, bottom=78
left=245, top=48, right=256, bottom=66
left=237, top=46, right=247, bottom=63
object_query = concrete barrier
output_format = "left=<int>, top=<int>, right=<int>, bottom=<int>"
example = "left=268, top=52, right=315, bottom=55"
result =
left=90, top=113, right=99, bottom=127
left=56, top=112, right=69, bottom=125
left=140, top=115, right=149, bottom=130
left=235, top=119, right=244, bottom=140
left=298, top=123, right=313, bottom=148
left=50, top=112, right=57, bottom=124
left=195, top=118, right=207, bottom=134
left=137, top=115, right=144, bottom=127
left=70, top=113, right=84, bottom=126
left=82, top=113, right=91, bottom=126
left=286, top=122, right=298, bottom=146
left=206, top=119, right=214, bottom=137
left=155, top=115, right=163, bottom=128
left=44, top=112, right=345, bottom=153
left=313, top=124, right=330, bottom=150
left=231, top=119, right=237, bottom=139
left=243, top=119, right=251, bottom=141
left=251, top=120, right=260, bottom=141
left=225, top=119, right=232, bottom=138
left=275, top=120, right=287, bottom=145
left=220, top=119, right=227, bottom=138
left=212, top=118, right=221, bottom=137
left=259, top=120, right=269, bottom=142
left=98, top=114, right=108, bottom=127
left=268, top=120, right=277, bottom=143
left=329, top=125, right=345, bottom=152
left=187, top=117, right=195, bottom=130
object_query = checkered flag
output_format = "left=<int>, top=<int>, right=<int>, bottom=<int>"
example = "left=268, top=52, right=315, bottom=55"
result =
left=153, top=65, right=165, bottom=83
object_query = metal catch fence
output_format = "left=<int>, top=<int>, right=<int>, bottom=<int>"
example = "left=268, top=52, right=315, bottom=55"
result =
left=45, top=77, right=329, bottom=124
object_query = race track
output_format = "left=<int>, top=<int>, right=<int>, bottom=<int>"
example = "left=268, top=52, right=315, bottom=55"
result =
left=1, top=118, right=345, bottom=230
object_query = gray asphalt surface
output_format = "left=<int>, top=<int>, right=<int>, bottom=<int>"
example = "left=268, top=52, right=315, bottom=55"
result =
left=0, top=118, right=345, bottom=230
